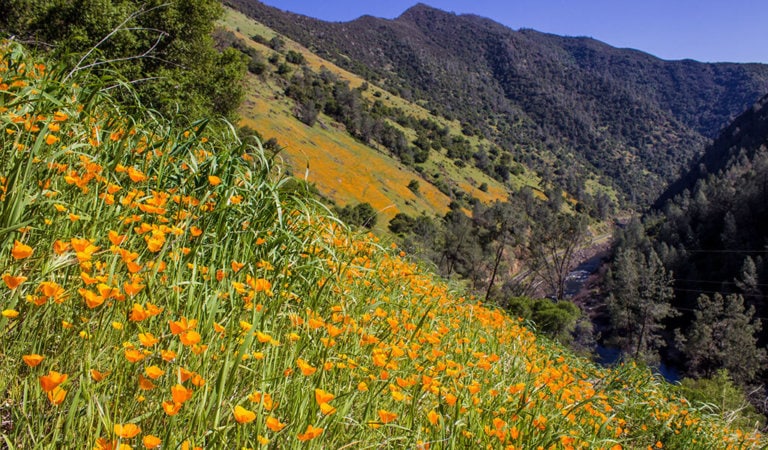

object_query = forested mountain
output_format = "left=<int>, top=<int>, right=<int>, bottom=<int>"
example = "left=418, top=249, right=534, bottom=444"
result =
left=656, top=93, right=768, bottom=206
left=225, top=0, right=768, bottom=205
left=608, top=93, right=768, bottom=387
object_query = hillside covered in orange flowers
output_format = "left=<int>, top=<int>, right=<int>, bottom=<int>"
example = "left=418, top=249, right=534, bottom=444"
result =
left=0, top=41, right=764, bottom=449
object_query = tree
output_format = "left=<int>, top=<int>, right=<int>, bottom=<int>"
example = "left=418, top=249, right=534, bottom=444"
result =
left=526, top=212, right=589, bottom=300
left=735, top=256, right=762, bottom=306
left=679, top=293, right=765, bottom=384
left=0, top=0, right=246, bottom=121
left=336, top=203, right=377, bottom=229
left=506, top=296, right=581, bottom=344
left=438, top=206, right=482, bottom=281
left=285, top=50, right=305, bottom=65
left=477, top=201, right=524, bottom=302
left=606, top=248, right=677, bottom=364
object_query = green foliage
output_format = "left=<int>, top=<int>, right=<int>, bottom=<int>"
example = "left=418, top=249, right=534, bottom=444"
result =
left=678, top=293, right=765, bottom=385
left=2, top=38, right=764, bottom=450
left=283, top=67, right=412, bottom=161
left=626, top=94, right=768, bottom=386
left=506, top=296, right=581, bottom=343
left=0, top=0, right=246, bottom=122
left=268, top=35, right=285, bottom=51
left=285, top=50, right=305, bottom=65
left=525, top=210, right=589, bottom=300
left=677, top=370, right=765, bottom=431
left=605, top=248, right=677, bottom=364
left=407, top=179, right=420, bottom=194
left=335, top=202, right=377, bottom=229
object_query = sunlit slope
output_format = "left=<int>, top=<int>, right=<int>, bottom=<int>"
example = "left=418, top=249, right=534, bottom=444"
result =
left=0, top=41, right=763, bottom=450
left=222, top=7, right=518, bottom=222
left=239, top=84, right=453, bottom=222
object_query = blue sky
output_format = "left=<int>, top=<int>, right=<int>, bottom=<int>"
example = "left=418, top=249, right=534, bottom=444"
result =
left=258, top=0, right=768, bottom=64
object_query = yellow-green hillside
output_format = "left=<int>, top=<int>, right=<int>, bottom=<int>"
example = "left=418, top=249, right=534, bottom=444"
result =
left=0, top=42, right=763, bottom=449
left=221, top=7, right=526, bottom=225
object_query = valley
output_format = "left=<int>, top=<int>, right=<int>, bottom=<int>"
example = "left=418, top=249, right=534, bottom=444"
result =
left=2, top=0, right=768, bottom=446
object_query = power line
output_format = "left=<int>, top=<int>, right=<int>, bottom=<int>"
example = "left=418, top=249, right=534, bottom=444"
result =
left=682, top=249, right=768, bottom=254
left=675, top=278, right=768, bottom=288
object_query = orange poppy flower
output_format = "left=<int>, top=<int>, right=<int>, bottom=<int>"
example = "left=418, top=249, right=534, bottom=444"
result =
left=127, top=167, right=147, bottom=183
left=138, top=332, right=159, bottom=347
left=169, top=317, right=197, bottom=335
left=255, top=331, right=272, bottom=344
left=47, top=386, right=67, bottom=405
left=171, top=384, right=193, bottom=404
left=296, top=359, right=317, bottom=376
left=233, top=405, right=256, bottom=424
left=90, top=369, right=110, bottom=382
left=138, top=374, right=156, bottom=391
left=160, top=349, right=177, bottom=362
left=2, top=309, right=19, bottom=318
left=52, top=240, right=70, bottom=255
left=22, top=354, right=44, bottom=367
left=251, top=278, right=271, bottom=293
left=314, top=389, right=335, bottom=405
left=319, top=402, right=336, bottom=415
left=179, top=330, right=201, bottom=346
left=143, top=435, right=162, bottom=449
left=124, top=348, right=145, bottom=363
left=265, top=416, right=287, bottom=432
left=39, top=370, right=68, bottom=392
left=162, top=401, right=181, bottom=416
left=114, top=423, right=141, bottom=439
left=297, top=424, right=323, bottom=441
left=11, top=240, right=33, bottom=259
left=2, top=273, right=26, bottom=289
left=144, top=366, right=164, bottom=379
left=378, top=409, right=397, bottom=424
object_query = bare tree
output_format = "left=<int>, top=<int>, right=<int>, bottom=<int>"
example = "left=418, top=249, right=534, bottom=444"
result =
left=526, top=212, right=589, bottom=300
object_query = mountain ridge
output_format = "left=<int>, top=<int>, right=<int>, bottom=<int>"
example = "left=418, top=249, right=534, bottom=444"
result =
left=226, top=0, right=768, bottom=206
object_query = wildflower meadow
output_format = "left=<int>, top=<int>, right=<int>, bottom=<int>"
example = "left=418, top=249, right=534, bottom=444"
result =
left=0, top=41, right=763, bottom=449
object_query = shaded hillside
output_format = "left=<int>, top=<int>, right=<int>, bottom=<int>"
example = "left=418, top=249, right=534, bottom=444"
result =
left=655, top=93, right=768, bottom=206
left=608, top=94, right=768, bottom=386
left=655, top=93, right=768, bottom=323
left=225, top=0, right=768, bottom=205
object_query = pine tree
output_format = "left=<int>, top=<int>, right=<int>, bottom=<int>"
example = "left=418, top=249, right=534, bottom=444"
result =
left=606, top=248, right=677, bottom=364
left=680, top=293, right=765, bottom=384
left=735, top=256, right=762, bottom=306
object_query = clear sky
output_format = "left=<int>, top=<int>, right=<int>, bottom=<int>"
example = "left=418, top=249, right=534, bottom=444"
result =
left=258, top=0, right=768, bottom=64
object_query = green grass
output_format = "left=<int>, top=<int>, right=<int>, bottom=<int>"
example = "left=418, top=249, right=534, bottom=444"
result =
left=0, top=40, right=764, bottom=450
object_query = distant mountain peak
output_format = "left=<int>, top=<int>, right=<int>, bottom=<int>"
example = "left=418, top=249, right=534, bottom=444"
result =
left=397, top=2, right=454, bottom=21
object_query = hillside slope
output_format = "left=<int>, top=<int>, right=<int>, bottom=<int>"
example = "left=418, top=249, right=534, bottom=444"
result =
left=219, top=7, right=535, bottom=226
left=225, top=0, right=768, bottom=205
left=0, top=41, right=764, bottom=449
left=642, top=93, right=768, bottom=376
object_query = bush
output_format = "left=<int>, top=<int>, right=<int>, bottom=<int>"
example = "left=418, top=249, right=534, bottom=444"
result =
left=335, top=202, right=377, bottom=229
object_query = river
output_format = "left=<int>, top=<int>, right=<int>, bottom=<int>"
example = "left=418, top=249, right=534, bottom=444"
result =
left=564, top=246, right=681, bottom=382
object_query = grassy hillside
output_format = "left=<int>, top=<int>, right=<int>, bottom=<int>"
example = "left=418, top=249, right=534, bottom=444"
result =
left=220, top=7, right=535, bottom=226
left=0, top=41, right=764, bottom=449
